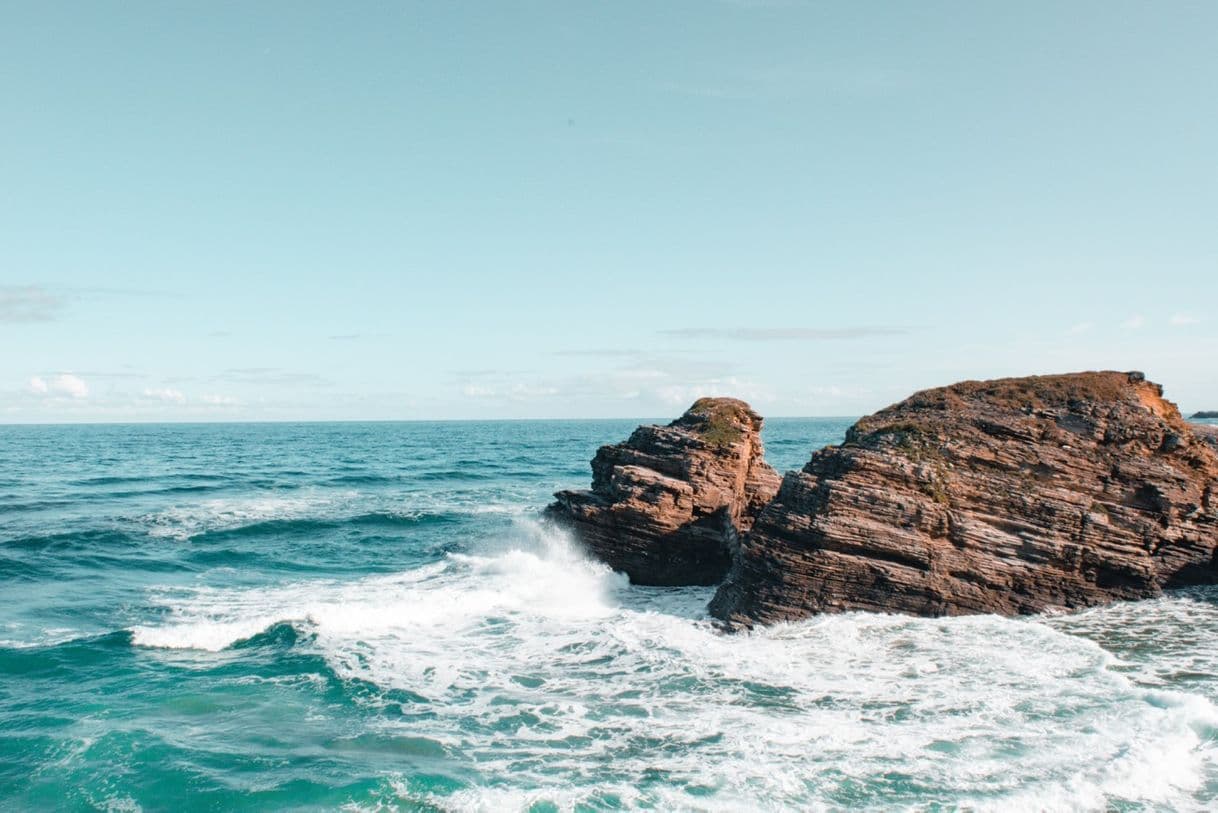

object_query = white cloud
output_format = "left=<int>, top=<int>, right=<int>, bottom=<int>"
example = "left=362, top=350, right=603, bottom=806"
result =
left=1170, top=313, right=1201, bottom=326
left=611, top=368, right=669, bottom=382
left=1067, top=322, right=1094, bottom=335
left=654, top=376, right=770, bottom=407
left=201, top=394, right=240, bottom=406
left=455, top=357, right=777, bottom=414
left=28, top=373, right=88, bottom=399
left=56, top=374, right=89, bottom=399
left=1, top=286, right=66, bottom=322
left=507, top=383, right=559, bottom=400
left=142, top=387, right=186, bottom=403
left=462, top=382, right=559, bottom=400
left=1122, top=314, right=1146, bottom=329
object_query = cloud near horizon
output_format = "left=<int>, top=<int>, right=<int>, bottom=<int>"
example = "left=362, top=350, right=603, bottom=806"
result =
left=212, top=367, right=332, bottom=387
left=141, top=387, right=186, bottom=404
left=14, top=375, right=251, bottom=415
left=1, top=286, right=67, bottom=323
left=28, top=374, right=89, bottom=399
left=455, top=352, right=782, bottom=412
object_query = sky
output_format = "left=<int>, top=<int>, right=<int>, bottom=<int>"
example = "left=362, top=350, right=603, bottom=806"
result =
left=3, top=1, right=1216, bottom=422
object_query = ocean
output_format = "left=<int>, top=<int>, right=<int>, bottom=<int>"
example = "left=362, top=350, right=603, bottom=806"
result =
left=2, top=418, right=1217, bottom=811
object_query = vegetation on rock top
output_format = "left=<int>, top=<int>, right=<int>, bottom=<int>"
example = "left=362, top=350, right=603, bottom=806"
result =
left=683, top=398, right=750, bottom=450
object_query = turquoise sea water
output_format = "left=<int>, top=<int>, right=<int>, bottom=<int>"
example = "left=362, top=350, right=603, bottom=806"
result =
left=3, top=418, right=1218, bottom=811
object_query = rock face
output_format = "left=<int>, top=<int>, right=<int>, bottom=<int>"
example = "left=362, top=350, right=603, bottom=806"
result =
left=546, top=398, right=781, bottom=585
left=711, top=371, right=1218, bottom=627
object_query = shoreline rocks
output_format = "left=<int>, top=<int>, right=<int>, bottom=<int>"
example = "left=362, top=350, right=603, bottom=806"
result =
left=710, top=371, right=1218, bottom=627
left=544, top=398, right=780, bottom=586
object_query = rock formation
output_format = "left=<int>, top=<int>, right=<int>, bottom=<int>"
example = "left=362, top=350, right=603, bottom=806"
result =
left=545, top=398, right=781, bottom=585
left=1191, top=411, right=1218, bottom=419
left=710, top=371, right=1218, bottom=627
left=1195, top=424, right=1218, bottom=455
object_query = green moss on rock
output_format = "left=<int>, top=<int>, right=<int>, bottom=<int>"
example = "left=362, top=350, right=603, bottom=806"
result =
left=684, top=398, right=750, bottom=450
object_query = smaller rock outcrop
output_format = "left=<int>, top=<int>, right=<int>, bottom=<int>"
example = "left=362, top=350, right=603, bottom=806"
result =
left=545, top=398, right=781, bottom=585
left=1191, top=411, right=1218, bottom=419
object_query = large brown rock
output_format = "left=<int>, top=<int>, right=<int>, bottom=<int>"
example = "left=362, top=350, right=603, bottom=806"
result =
left=710, top=371, right=1218, bottom=626
left=545, top=398, right=781, bottom=585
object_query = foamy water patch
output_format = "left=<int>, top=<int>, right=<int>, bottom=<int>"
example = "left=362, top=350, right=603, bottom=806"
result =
left=130, top=521, right=1218, bottom=810
left=1043, top=589, right=1218, bottom=704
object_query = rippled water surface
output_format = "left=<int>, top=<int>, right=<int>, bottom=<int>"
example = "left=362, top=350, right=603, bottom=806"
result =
left=3, top=419, right=1218, bottom=811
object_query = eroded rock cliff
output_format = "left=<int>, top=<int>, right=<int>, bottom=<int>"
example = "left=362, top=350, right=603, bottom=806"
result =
left=710, top=371, right=1218, bottom=626
left=545, top=398, right=781, bottom=585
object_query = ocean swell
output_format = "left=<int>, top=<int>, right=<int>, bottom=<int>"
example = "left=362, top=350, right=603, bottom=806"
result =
left=7, top=418, right=1218, bottom=810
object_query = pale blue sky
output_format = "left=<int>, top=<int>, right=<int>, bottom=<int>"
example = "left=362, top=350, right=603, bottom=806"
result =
left=3, top=1, right=1216, bottom=422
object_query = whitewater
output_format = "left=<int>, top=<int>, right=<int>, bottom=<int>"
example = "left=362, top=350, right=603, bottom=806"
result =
left=3, top=419, right=1218, bottom=811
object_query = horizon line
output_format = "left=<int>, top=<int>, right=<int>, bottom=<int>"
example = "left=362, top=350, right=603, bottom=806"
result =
left=0, top=414, right=866, bottom=428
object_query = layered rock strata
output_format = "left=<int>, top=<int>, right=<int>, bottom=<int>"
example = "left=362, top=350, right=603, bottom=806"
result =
left=710, top=371, right=1218, bottom=626
left=545, top=398, right=781, bottom=585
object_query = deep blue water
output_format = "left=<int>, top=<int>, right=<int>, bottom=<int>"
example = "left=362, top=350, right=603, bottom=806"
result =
left=2, top=419, right=1218, bottom=811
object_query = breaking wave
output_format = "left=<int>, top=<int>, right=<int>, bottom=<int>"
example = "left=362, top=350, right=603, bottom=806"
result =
left=130, top=519, right=1218, bottom=810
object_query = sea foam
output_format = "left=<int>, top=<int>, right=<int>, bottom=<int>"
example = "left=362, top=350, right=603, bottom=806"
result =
left=130, top=519, right=1218, bottom=810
